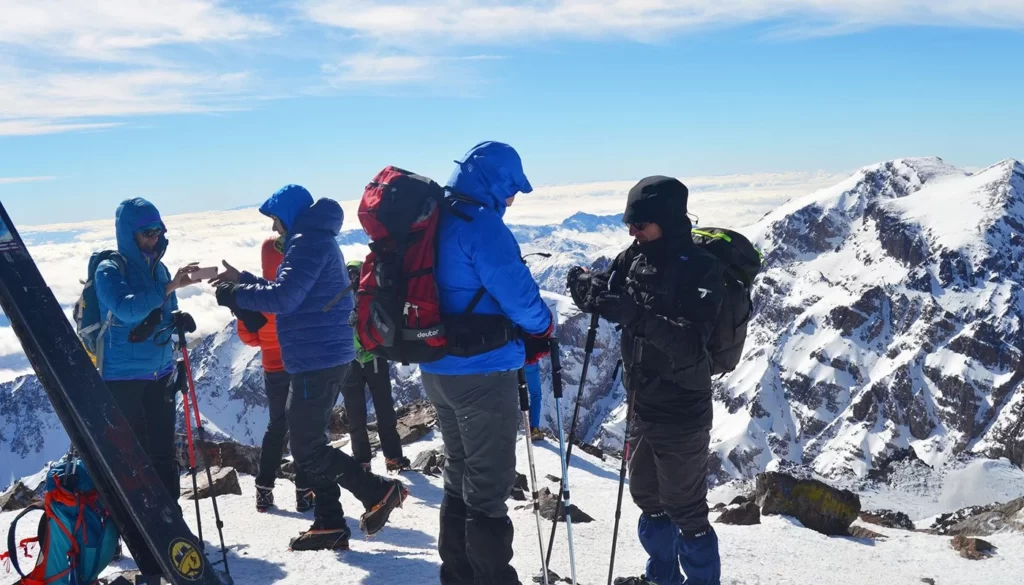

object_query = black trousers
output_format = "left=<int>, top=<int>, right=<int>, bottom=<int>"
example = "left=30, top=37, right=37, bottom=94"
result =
left=628, top=420, right=711, bottom=533
left=107, top=376, right=179, bottom=576
left=287, top=365, right=392, bottom=521
left=339, top=358, right=403, bottom=462
left=255, top=370, right=310, bottom=489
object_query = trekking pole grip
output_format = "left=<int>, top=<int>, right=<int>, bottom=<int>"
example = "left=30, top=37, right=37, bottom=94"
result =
left=517, top=368, right=530, bottom=412
left=548, top=339, right=563, bottom=400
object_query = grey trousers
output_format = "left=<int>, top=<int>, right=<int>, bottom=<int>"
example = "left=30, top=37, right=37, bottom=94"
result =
left=628, top=420, right=712, bottom=533
left=422, top=370, right=520, bottom=518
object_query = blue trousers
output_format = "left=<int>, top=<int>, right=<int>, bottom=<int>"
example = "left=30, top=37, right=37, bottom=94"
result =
left=524, top=362, right=542, bottom=429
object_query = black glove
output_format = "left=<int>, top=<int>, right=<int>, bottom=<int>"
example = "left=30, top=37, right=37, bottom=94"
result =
left=172, top=311, right=197, bottom=334
left=592, top=291, right=641, bottom=327
left=236, top=308, right=268, bottom=333
left=568, top=267, right=610, bottom=314
left=215, top=282, right=240, bottom=311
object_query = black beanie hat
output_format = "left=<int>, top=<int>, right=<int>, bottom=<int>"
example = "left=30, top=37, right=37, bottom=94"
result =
left=622, top=176, right=689, bottom=235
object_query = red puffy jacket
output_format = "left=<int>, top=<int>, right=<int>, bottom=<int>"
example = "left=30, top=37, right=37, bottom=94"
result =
left=236, top=238, right=284, bottom=373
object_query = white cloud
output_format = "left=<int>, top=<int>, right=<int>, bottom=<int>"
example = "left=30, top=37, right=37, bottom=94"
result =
left=0, top=1, right=273, bottom=135
left=0, top=68, right=252, bottom=136
left=323, top=54, right=439, bottom=84
left=300, top=0, right=1024, bottom=45
left=0, top=176, right=56, bottom=185
left=0, top=0, right=275, bottom=61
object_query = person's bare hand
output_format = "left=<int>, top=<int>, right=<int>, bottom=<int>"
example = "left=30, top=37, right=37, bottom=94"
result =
left=166, top=263, right=199, bottom=296
left=209, top=260, right=241, bottom=286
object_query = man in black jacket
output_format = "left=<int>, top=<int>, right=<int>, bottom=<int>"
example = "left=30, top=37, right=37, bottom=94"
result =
left=569, top=176, right=723, bottom=585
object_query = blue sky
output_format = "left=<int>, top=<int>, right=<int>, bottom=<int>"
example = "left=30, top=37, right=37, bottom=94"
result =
left=1, top=0, right=1023, bottom=226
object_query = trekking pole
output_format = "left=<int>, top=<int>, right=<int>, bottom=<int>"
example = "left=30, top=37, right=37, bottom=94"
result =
left=518, top=368, right=549, bottom=585
left=606, top=361, right=634, bottom=585
left=544, top=312, right=599, bottom=572
left=179, top=370, right=204, bottom=546
left=548, top=339, right=579, bottom=584
left=174, top=312, right=232, bottom=582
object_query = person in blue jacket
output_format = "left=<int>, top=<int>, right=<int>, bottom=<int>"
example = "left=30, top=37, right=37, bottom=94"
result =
left=212, top=185, right=406, bottom=551
left=94, top=197, right=200, bottom=581
left=420, top=142, right=554, bottom=585
left=524, top=298, right=559, bottom=442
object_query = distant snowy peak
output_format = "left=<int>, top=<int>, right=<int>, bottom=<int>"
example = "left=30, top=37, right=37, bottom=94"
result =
left=712, top=157, right=1024, bottom=482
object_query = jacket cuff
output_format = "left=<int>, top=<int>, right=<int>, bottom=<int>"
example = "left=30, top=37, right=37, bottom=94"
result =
left=240, top=270, right=258, bottom=285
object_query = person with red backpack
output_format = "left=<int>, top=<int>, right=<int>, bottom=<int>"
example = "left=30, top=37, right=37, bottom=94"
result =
left=212, top=185, right=407, bottom=551
left=233, top=236, right=315, bottom=514
left=421, top=142, right=554, bottom=585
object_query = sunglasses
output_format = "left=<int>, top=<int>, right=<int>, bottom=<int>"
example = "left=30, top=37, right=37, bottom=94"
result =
left=140, top=227, right=165, bottom=238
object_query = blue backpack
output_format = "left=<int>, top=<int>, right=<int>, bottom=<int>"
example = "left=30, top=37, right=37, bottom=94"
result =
left=72, top=251, right=126, bottom=372
left=2, top=456, right=120, bottom=585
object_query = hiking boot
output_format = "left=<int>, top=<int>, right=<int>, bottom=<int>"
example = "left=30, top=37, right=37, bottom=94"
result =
left=289, top=519, right=352, bottom=551
left=530, top=427, right=546, bottom=442
left=613, top=576, right=658, bottom=585
left=359, top=479, right=409, bottom=536
left=386, top=456, right=412, bottom=473
left=256, top=484, right=274, bottom=513
left=295, top=487, right=315, bottom=513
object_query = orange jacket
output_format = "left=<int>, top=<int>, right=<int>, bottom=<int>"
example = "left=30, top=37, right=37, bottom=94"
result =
left=237, top=237, right=285, bottom=373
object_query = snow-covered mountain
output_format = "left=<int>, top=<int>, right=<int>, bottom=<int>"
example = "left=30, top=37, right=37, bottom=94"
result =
left=710, top=157, right=1024, bottom=481
left=4, top=158, right=1024, bottom=488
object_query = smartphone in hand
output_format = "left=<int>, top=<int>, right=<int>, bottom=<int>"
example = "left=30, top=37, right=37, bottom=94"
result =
left=190, top=266, right=219, bottom=281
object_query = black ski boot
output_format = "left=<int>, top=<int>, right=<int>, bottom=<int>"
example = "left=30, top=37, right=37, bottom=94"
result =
left=289, top=518, right=352, bottom=551
left=255, top=485, right=274, bottom=513
left=385, top=456, right=411, bottom=473
left=295, top=487, right=314, bottom=512
left=359, top=479, right=409, bottom=536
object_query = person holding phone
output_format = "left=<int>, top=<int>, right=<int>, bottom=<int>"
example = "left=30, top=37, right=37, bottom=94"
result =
left=93, top=197, right=200, bottom=583
left=231, top=236, right=316, bottom=514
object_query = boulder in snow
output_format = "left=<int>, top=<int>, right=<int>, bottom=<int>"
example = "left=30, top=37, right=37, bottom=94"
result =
left=951, top=535, right=996, bottom=560
left=175, top=435, right=260, bottom=477
left=0, top=480, right=37, bottom=511
left=756, top=472, right=860, bottom=536
left=181, top=467, right=242, bottom=500
left=946, top=497, right=1024, bottom=537
left=716, top=502, right=760, bottom=526
left=859, top=509, right=915, bottom=531
left=396, top=401, right=437, bottom=445
left=411, top=448, right=446, bottom=476
left=536, top=487, right=594, bottom=523
left=847, top=526, right=887, bottom=540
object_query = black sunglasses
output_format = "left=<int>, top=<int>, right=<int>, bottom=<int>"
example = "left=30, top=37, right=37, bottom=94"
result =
left=140, top=227, right=164, bottom=238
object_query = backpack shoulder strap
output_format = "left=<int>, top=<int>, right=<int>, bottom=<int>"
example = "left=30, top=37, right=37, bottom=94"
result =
left=463, top=287, right=488, bottom=316
left=322, top=281, right=356, bottom=313
left=6, top=501, right=43, bottom=578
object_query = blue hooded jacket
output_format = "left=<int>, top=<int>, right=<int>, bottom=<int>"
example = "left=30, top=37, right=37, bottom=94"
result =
left=235, top=185, right=355, bottom=374
left=93, top=198, right=178, bottom=381
left=420, top=141, right=553, bottom=376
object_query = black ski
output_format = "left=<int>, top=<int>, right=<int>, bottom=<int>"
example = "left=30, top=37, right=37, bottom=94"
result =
left=0, top=203, right=225, bottom=585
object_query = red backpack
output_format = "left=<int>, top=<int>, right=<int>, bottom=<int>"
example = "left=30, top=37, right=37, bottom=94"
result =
left=354, top=166, right=526, bottom=365
left=354, top=167, right=455, bottom=364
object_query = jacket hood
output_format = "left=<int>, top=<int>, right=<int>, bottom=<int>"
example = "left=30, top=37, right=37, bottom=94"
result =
left=115, top=197, right=167, bottom=265
left=446, top=141, right=533, bottom=217
left=260, top=184, right=314, bottom=232
left=290, top=197, right=343, bottom=237
left=260, top=237, right=284, bottom=280
left=622, top=176, right=692, bottom=241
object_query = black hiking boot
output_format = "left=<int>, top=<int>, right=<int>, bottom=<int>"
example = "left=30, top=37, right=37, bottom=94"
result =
left=359, top=479, right=409, bottom=536
left=613, top=576, right=659, bottom=585
left=386, top=456, right=412, bottom=473
left=295, top=487, right=314, bottom=513
left=289, top=518, right=352, bottom=551
left=255, top=485, right=274, bottom=513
